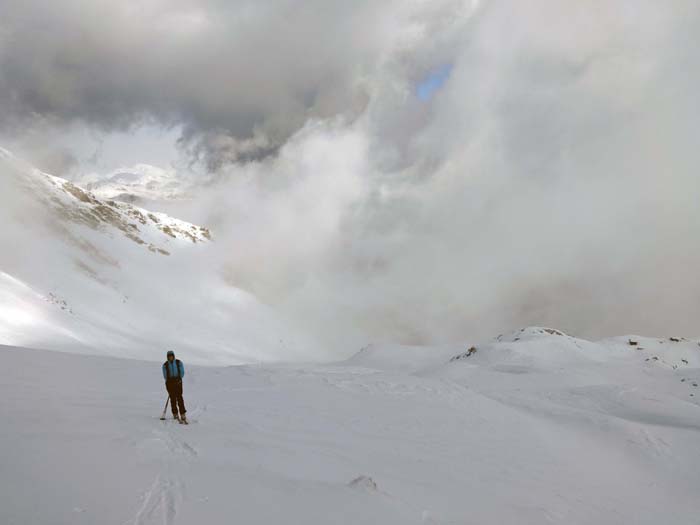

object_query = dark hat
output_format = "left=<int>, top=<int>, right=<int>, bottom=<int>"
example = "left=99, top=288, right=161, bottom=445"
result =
left=166, top=350, right=175, bottom=357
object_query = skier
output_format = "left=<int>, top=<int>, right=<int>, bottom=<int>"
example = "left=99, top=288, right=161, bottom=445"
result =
left=162, top=350, right=188, bottom=424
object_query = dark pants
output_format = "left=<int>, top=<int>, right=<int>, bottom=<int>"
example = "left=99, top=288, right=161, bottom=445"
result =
left=166, top=379, right=186, bottom=416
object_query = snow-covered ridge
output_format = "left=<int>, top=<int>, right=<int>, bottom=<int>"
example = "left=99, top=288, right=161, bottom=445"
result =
left=348, top=326, right=700, bottom=374
left=3, top=148, right=211, bottom=254
left=50, top=175, right=211, bottom=249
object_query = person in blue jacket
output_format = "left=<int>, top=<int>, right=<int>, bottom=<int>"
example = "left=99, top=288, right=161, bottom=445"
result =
left=162, top=350, right=187, bottom=423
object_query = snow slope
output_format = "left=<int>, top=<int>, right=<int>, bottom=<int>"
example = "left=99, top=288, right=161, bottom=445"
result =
left=3, top=329, right=700, bottom=524
left=0, top=148, right=314, bottom=363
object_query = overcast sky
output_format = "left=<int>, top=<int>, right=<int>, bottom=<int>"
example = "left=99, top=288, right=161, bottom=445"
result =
left=2, top=0, right=700, bottom=350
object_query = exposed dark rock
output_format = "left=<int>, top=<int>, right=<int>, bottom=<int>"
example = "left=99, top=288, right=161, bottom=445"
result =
left=450, top=346, right=478, bottom=362
left=348, top=476, right=378, bottom=491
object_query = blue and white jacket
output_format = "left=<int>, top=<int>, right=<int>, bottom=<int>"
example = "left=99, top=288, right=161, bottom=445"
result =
left=162, top=359, right=185, bottom=381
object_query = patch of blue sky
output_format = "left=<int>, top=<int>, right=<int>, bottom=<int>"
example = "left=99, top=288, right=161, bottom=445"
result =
left=416, top=64, right=453, bottom=101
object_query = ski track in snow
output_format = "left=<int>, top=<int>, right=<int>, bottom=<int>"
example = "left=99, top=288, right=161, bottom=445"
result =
left=129, top=406, right=208, bottom=524
left=153, top=426, right=198, bottom=458
left=130, top=474, right=181, bottom=525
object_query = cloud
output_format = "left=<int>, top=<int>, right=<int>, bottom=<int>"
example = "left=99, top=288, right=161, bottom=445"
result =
left=180, top=0, right=700, bottom=352
left=2, top=0, right=700, bottom=354
left=0, top=0, right=463, bottom=167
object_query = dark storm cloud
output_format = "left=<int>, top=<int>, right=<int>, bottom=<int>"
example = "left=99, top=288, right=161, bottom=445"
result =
left=0, top=0, right=430, bottom=165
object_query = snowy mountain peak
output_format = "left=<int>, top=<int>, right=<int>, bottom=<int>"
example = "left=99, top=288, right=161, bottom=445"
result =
left=50, top=175, right=212, bottom=248
left=4, top=151, right=212, bottom=253
left=76, top=164, right=193, bottom=204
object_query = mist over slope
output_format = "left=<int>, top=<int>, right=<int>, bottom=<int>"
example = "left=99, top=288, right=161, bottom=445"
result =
left=0, top=149, right=314, bottom=363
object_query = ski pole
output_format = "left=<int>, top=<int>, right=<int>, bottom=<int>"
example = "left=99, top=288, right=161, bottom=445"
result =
left=160, top=396, right=170, bottom=420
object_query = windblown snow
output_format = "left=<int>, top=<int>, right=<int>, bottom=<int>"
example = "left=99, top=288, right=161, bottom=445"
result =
left=0, top=148, right=314, bottom=363
left=2, top=328, right=700, bottom=524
